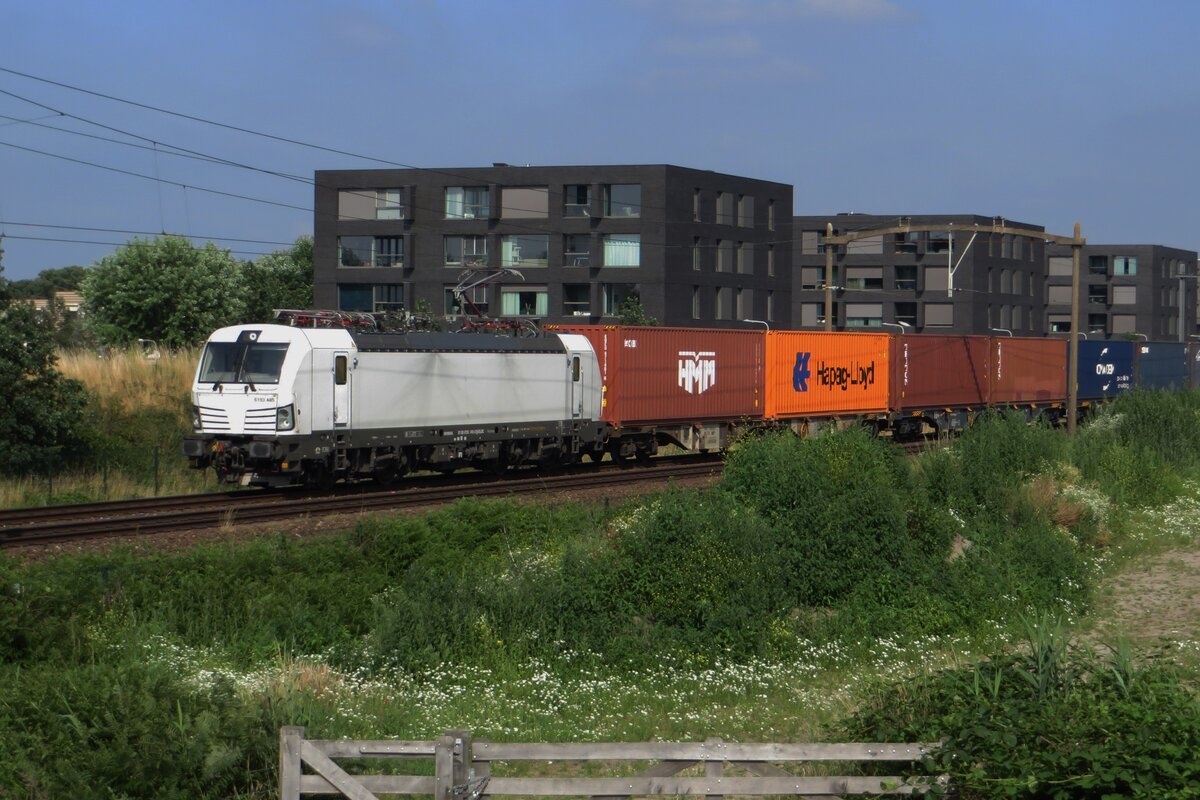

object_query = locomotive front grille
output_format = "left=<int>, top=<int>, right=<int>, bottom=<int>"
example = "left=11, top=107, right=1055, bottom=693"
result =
left=197, top=406, right=231, bottom=431
left=243, top=408, right=278, bottom=433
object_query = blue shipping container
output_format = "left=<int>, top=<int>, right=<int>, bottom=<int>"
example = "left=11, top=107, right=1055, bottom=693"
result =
left=1137, top=342, right=1188, bottom=390
left=1076, top=340, right=1134, bottom=400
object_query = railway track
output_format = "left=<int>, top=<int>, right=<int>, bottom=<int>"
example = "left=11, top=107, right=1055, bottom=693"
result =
left=0, top=455, right=723, bottom=549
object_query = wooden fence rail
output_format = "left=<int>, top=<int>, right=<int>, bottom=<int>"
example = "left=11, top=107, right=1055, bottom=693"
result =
left=280, top=727, right=948, bottom=800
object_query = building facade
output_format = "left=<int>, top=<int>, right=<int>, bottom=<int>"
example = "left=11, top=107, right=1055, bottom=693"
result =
left=792, top=214, right=1049, bottom=334
left=313, top=165, right=793, bottom=328
left=1044, top=244, right=1198, bottom=340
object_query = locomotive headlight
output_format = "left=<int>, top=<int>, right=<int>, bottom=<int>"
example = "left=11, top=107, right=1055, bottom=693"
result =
left=275, top=404, right=295, bottom=431
left=191, top=405, right=202, bottom=431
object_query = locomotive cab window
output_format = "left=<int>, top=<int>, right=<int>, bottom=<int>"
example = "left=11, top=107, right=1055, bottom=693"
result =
left=572, top=356, right=581, bottom=382
left=199, top=342, right=288, bottom=385
left=335, top=355, right=348, bottom=386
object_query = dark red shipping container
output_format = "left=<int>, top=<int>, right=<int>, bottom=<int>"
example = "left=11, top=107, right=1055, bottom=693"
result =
left=546, top=325, right=764, bottom=425
left=990, top=336, right=1067, bottom=403
left=890, top=335, right=990, bottom=410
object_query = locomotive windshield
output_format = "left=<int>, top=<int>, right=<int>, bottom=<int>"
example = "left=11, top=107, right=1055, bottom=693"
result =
left=199, top=341, right=289, bottom=385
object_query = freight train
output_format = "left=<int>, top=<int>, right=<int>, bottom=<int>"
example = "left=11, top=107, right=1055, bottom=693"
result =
left=181, top=321, right=1195, bottom=487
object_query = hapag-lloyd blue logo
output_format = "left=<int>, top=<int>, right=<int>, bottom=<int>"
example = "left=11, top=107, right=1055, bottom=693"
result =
left=793, top=351, right=875, bottom=392
left=793, top=352, right=812, bottom=391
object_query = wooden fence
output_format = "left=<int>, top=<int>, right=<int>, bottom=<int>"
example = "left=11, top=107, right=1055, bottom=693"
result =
left=279, top=727, right=947, bottom=800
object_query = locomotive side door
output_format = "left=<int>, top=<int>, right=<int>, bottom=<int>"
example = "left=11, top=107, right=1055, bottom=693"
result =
left=332, top=351, right=351, bottom=427
left=570, top=355, right=582, bottom=417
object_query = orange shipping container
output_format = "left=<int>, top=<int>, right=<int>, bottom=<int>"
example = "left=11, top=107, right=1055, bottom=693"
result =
left=765, top=331, right=893, bottom=418
left=989, top=336, right=1067, bottom=403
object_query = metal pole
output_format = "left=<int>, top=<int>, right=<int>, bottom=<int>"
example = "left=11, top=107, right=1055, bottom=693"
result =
left=824, top=222, right=833, bottom=331
left=947, top=230, right=953, bottom=298
left=1067, top=222, right=1082, bottom=436
left=1180, top=273, right=1186, bottom=343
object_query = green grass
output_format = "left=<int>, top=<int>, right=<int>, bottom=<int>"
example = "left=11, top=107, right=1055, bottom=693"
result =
left=2, top=391, right=1199, bottom=798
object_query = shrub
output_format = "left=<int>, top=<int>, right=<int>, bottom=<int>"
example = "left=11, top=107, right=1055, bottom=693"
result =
left=842, top=619, right=1200, bottom=798
left=724, top=427, right=927, bottom=607
left=954, top=411, right=1065, bottom=511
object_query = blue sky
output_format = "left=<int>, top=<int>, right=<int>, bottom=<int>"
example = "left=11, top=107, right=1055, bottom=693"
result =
left=1, top=0, right=1197, bottom=281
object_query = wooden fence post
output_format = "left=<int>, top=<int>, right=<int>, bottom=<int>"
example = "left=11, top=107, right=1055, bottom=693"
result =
left=434, top=733, right=457, bottom=800
left=447, top=728, right=473, bottom=794
left=279, top=726, right=304, bottom=800
left=705, top=737, right=725, bottom=800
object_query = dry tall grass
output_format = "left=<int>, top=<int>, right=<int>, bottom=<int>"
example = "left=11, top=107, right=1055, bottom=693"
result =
left=1, top=347, right=212, bottom=508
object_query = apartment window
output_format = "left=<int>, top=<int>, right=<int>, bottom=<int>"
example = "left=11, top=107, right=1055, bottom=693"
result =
left=767, top=199, right=776, bottom=231
left=603, top=184, right=641, bottom=217
left=1087, top=313, right=1107, bottom=335
left=895, top=232, right=919, bottom=254
left=736, top=288, right=752, bottom=319
left=1012, top=238, right=1024, bottom=260
left=338, top=285, right=371, bottom=311
left=894, top=265, right=917, bottom=290
left=925, top=303, right=953, bottom=327
left=562, top=284, right=591, bottom=316
left=338, top=236, right=403, bottom=268
left=716, top=239, right=733, bottom=272
left=1012, top=305, right=1023, bottom=330
left=692, top=286, right=701, bottom=319
left=800, top=267, right=825, bottom=290
left=847, top=236, right=884, bottom=255
left=445, top=285, right=488, bottom=316
left=767, top=291, right=775, bottom=322
left=767, top=245, right=775, bottom=277
left=738, top=195, right=754, bottom=227
left=1000, top=235, right=1013, bottom=259
left=800, top=230, right=820, bottom=255
left=1049, top=314, right=1071, bottom=333
left=846, top=303, right=882, bottom=327
left=444, top=235, right=488, bottom=266
left=737, top=242, right=754, bottom=274
left=1012, top=271, right=1023, bottom=295
left=1114, top=256, right=1137, bottom=275
left=338, top=188, right=404, bottom=221
left=1000, top=305, right=1012, bottom=329
left=1088, top=284, right=1107, bottom=304
left=895, top=302, right=917, bottom=327
left=1112, top=286, right=1137, bottom=305
left=716, top=192, right=735, bottom=225
left=1049, top=256, right=1072, bottom=276
left=500, top=286, right=548, bottom=317
left=564, top=184, right=591, bottom=217
left=927, top=231, right=950, bottom=253
left=800, top=303, right=827, bottom=327
left=925, top=266, right=949, bottom=291
left=1112, top=314, right=1136, bottom=334
left=372, top=284, right=404, bottom=312
left=445, top=186, right=489, bottom=219
left=1000, top=269, right=1012, bottom=294
left=1047, top=285, right=1072, bottom=305
left=692, top=237, right=701, bottom=271
left=564, top=234, right=590, bottom=267
left=501, top=234, right=549, bottom=267
left=500, top=187, right=548, bottom=219
left=846, top=267, right=883, bottom=290
left=603, top=234, right=640, bottom=267
left=1089, top=255, right=1108, bottom=274
left=602, top=284, right=638, bottom=315
left=692, top=188, right=702, bottom=222
left=338, top=284, right=403, bottom=312
left=715, top=287, right=733, bottom=320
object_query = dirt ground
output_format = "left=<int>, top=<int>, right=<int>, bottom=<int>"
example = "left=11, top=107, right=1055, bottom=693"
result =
left=1084, top=544, right=1200, bottom=653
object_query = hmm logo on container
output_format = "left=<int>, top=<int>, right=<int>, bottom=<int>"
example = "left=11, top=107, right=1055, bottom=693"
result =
left=678, top=351, right=717, bottom=395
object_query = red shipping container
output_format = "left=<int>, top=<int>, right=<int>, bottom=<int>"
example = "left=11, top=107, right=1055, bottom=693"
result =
left=546, top=325, right=764, bottom=425
left=890, top=335, right=991, bottom=410
left=989, top=336, right=1066, bottom=403
left=765, top=331, right=892, bottom=418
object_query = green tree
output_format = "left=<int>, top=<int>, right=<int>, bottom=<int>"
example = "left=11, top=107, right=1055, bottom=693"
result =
left=238, top=236, right=313, bottom=323
left=7, top=265, right=90, bottom=300
left=616, top=293, right=658, bottom=326
left=0, top=295, right=92, bottom=475
left=82, top=236, right=244, bottom=348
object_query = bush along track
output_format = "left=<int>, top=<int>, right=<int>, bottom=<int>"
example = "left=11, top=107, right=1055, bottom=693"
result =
left=0, top=392, right=1197, bottom=798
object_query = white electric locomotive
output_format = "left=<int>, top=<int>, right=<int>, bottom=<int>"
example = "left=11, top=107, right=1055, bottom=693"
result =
left=182, top=324, right=605, bottom=486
